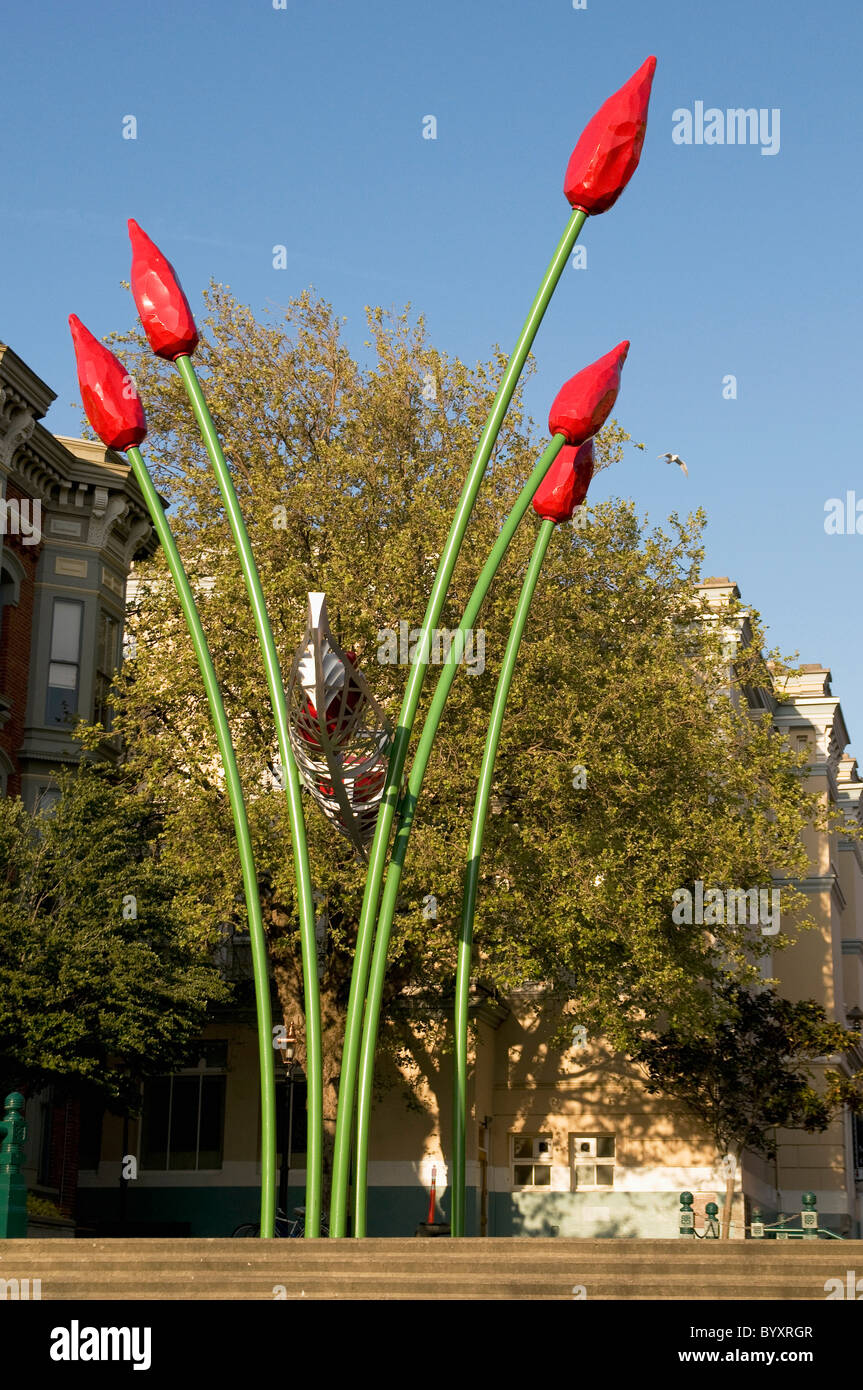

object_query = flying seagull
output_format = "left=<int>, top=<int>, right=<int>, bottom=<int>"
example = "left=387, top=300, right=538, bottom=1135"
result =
left=658, top=451, right=688, bottom=476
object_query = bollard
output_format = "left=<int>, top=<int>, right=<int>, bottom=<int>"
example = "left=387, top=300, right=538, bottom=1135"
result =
left=679, top=1191, right=695, bottom=1237
left=801, top=1191, right=818, bottom=1241
left=704, top=1201, right=720, bottom=1239
left=750, top=1206, right=765, bottom=1239
left=0, top=1093, right=28, bottom=1238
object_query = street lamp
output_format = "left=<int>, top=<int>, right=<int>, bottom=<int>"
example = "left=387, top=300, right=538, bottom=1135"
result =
left=279, top=1024, right=299, bottom=1215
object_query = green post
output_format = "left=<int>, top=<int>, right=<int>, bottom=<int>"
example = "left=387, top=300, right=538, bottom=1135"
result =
left=679, top=1191, right=695, bottom=1238
left=351, top=437, right=566, bottom=1235
left=704, top=1201, right=720, bottom=1238
left=333, top=211, right=587, bottom=1237
left=801, top=1191, right=818, bottom=1240
left=0, top=1094, right=28, bottom=1238
left=126, top=446, right=278, bottom=1237
left=750, top=1207, right=764, bottom=1239
left=173, top=357, right=323, bottom=1238
left=449, top=519, right=555, bottom=1233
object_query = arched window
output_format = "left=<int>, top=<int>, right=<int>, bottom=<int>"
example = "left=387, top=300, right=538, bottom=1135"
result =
left=0, top=550, right=25, bottom=649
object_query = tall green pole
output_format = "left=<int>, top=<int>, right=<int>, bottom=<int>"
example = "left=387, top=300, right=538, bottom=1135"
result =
left=351, top=435, right=566, bottom=1230
left=329, top=210, right=587, bottom=1236
left=126, top=445, right=277, bottom=1237
left=453, top=518, right=555, bottom=1233
left=173, top=357, right=323, bottom=1238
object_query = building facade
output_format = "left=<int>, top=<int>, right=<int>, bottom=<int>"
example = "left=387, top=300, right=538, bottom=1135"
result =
left=0, top=341, right=155, bottom=1223
left=0, top=342, right=155, bottom=807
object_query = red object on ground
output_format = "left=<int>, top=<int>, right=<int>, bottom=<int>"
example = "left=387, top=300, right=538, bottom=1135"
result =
left=68, top=315, right=147, bottom=452
left=548, top=342, right=629, bottom=446
left=128, top=218, right=199, bottom=361
left=427, top=1166, right=437, bottom=1224
left=532, top=439, right=595, bottom=524
left=564, top=56, right=657, bottom=215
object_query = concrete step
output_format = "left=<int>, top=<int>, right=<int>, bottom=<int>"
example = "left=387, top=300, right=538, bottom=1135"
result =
left=4, top=1237, right=857, bottom=1256
left=1, top=1252, right=853, bottom=1271
left=2, top=1239, right=857, bottom=1300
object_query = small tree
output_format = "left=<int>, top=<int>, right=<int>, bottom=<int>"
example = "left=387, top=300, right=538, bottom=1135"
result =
left=0, top=760, right=230, bottom=1112
left=632, top=982, right=863, bottom=1237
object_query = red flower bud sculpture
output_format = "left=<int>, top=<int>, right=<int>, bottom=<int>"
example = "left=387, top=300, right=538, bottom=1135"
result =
left=532, top=439, right=595, bottom=524
left=564, top=56, right=657, bottom=216
left=548, top=341, right=629, bottom=446
left=128, top=219, right=199, bottom=361
left=68, top=315, right=147, bottom=452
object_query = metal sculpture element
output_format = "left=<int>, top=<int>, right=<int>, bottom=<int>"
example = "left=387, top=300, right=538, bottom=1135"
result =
left=288, top=593, right=392, bottom=860
left=128, top=222, right=325, bottom=1239
left=69, top=315, right=281, bottom=1239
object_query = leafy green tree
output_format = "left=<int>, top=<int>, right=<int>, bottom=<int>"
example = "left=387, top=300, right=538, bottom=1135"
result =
left=91, top=286, right=821, bottom=1191
left=0, top=761, right=229, bottom=1109
left=632, top=982, right=863, bottom=1237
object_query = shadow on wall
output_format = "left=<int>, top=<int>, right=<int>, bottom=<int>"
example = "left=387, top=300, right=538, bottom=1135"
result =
left=499, top=1190, right=676, bottom=1239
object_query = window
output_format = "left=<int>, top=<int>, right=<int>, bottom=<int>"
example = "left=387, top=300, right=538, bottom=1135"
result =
left=34, top=785, right=61, bottom=817
left=512, top=1134, right=553, bottom=1187
left=0, top=558, right=22, bottom=649
left=571, top=1134, right=615, bottom=1188
left=46, top=598, right=83, bottom=725
left=275, top=1075, right=308, bottom=1159
left=140, top=1042, right=228, bottom=1172
left=94, top=610, right=119, bottom=727
left=79, top=1094, right=105, bottom=1171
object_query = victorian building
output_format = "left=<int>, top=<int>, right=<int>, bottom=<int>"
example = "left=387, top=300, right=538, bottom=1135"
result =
left=0, top=340, right=155, bottom=1226
left=0, top=342, right=155, bottom=806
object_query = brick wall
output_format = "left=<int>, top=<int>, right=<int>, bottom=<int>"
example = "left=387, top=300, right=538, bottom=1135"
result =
left=47, top=1097, right=81, bottom=1219
left=0, top=482, right=42, bottom=796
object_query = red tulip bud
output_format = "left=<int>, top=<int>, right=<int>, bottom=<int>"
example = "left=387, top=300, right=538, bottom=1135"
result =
left=69, top=315, right=147, bottom=453
left=532, top=440, right=594, bottom=524
left=564, top=56, right=657, bottom=215
left=548, top=341, right=629, bottom=446
left=128, top=218, right=199, bottom=361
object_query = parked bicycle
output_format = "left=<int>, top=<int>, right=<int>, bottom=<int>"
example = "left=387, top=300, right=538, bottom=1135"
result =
left=231, top=1206, right=328, bottom=1238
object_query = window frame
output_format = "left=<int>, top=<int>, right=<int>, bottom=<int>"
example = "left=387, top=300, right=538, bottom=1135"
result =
left=139, top=1042, right=229, bottom=1174
left=511, top=1133, right=554, bottom=1189
left=45, top=596, right=84, bottom=726
left=570, top=1133, right=616, bottom=1190
left=93, top=608, right=120, bottom=727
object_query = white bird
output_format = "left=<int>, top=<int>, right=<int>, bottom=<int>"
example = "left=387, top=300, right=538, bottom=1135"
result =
left=658, top=451, right=688, bottom=476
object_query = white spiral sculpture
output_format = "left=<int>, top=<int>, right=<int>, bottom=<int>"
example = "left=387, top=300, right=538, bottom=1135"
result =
left=287, top=593, right=392, bottom=859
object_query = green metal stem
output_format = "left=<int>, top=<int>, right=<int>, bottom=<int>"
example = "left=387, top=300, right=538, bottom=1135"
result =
left=174, top=356, right=323, bottom=1238
left=351, top=436, right=566, bottom=1230
left=331, top=206, right=587, bottom=1238
left=126, top=445, right=277, bottom=1238
left=453, top=518, right=555, bottom=1233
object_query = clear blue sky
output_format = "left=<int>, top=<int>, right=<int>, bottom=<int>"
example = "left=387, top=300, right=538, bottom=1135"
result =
left=2, top=1, right=862, bottom=739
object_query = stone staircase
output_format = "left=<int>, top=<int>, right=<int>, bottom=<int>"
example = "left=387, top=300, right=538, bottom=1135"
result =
left=2, top=1238, right=860, bottom=1299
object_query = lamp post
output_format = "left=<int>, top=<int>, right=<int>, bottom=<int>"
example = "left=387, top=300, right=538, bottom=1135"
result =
left=279, top=1024, right=299, bottom=1215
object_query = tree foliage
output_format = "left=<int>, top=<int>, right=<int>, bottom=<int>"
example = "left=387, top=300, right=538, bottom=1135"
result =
left=78, top=286, right=824, bottom=1149
left=0, top=762, right=229, bottom=1108
left=632, top=981, right=863, bottom=1234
